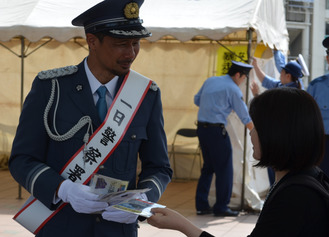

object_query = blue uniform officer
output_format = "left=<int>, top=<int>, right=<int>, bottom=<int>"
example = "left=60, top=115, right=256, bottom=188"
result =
left=307, top=37, right=329, bottom=177
left=194, top=61, right=254, bottom=217
left=272, top=50, right=305, bottom=89
left=251, top=56, right=303, bottom=96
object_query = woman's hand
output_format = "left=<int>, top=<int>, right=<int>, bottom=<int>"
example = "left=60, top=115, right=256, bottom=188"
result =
left=147, top=208, right=203, bottom=237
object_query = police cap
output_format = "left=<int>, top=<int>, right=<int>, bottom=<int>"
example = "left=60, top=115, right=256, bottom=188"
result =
left=72, top=0, right=151, bottom=39
left=282, top=61, right=303, bottom=78
left=323, top=37, right=329, bottom=49
left=230, top=61, right=253, bottom=75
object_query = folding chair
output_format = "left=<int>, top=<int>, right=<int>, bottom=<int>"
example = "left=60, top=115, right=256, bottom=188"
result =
left=169, top=128, right=202, bottom=179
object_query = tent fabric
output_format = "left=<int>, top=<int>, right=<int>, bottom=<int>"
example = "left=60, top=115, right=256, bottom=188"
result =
left=0, top=0, right=288, bottom=52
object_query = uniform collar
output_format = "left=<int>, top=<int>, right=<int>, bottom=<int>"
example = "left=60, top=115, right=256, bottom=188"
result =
left=280, top=81, right=298, bottom=88
left=84, top=57, right=118, bottom=98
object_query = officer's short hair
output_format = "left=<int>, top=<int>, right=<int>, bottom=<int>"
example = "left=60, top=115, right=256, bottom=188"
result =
left=227, top=61, right=253, bottom=77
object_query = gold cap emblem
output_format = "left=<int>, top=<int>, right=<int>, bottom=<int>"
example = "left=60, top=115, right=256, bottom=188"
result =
left=124, top=2, right=139, bottom=19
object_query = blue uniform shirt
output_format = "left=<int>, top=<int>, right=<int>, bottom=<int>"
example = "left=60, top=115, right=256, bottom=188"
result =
left=273, top=50, right=287, bottom=73
left=307, top=74, right=329, bottom=135
left=262, top=76, right=299, bottom=89
left=194, top=74, right=251, bottom=125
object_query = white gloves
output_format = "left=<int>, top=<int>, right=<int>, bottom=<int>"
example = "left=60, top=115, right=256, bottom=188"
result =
left=57, top=179, right=108, bottom=214
left=58, top=180, right=149, bottom=224
left=102, top=207, right=139, bottom=224
left=101, top=193, right=148, bottom=224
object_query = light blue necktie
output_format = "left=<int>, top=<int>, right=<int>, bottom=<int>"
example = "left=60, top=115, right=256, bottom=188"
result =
left=96, top=86, right=107, bottom=121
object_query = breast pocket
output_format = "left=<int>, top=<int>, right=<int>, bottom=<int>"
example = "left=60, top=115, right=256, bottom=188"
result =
left=318, top=99, right=329, bottom=120
left=110, top=126, right=148, bottom=175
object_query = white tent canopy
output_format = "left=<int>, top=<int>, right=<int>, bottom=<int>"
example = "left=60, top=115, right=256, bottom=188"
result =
left=0, top=0, right=288, bottom=51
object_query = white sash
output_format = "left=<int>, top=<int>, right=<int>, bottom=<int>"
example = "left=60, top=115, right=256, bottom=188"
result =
left=13, top=70, right=152, bottom=234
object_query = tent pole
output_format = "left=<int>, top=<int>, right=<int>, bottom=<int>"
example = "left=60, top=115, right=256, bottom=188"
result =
left=240, top=28, right=253, bottom=211
left=0, top=37, right=52, bottom=199
left=20, top=37, right=25, bottom=113
left=17, top=36, right=25, bottom=200
left=0, top=37, right=52, bottom=200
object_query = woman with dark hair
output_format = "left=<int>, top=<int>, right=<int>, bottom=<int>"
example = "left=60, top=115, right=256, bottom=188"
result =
left=251, top=56, right=305, bottom=185
left=147, top=87, right=329, bottom=237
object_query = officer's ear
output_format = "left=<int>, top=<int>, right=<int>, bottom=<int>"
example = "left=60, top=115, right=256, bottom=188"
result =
left=234, top=72, right=241, bottom=79
left=236, top=72, right=246, bottom=80
left=86, top=33, right=98, bottom=50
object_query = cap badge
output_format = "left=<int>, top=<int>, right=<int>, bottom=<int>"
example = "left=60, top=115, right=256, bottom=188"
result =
left=124, top=2, right=139, bottom=19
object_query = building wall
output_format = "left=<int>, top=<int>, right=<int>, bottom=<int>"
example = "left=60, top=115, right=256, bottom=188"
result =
left=285, top=0, right=328, bottom=86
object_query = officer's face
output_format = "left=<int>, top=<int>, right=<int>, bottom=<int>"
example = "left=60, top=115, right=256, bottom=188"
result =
left=236, top=73, right=246, bottom=85
left=87, top=34, right=140, bottom=81
left=233, top=72, right=247, bottom=86
left=280, top=69, right=290, bottom=84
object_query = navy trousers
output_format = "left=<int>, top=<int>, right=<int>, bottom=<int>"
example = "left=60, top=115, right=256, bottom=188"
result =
left=195, top=125, right=233, bottom=213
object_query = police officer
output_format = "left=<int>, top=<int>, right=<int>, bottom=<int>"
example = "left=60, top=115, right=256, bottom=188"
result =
left=194, top=61, right=254, bottom=217
left=307, top=37, right=329, bottom=177
left=272, top=49, right=306, bottom=89
left=251, top=56, right=304, bottom=96
left=9, top=1, right=172, bottom=236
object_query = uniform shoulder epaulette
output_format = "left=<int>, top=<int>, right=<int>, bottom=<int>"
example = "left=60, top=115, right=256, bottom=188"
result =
left=149, top=81, right=158, bottom=91
left=38, top=65, right=78, bottom=80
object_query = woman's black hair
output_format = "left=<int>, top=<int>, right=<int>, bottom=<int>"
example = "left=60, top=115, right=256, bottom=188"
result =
left=249, top=87, right=325, bottom=171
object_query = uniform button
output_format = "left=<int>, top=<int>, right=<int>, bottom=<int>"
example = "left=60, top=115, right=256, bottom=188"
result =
left=131, top=134, right=137, bottom=140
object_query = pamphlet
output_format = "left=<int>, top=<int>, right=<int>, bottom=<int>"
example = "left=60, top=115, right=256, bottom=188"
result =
left=89, top=174, right=165, bottom=217
left=112, top=198, right=166, bottom=218
left=89, top=174, right=128, bottom=195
